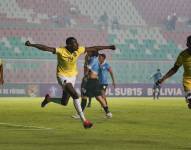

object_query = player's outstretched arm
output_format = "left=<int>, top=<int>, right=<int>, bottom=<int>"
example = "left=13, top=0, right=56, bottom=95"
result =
left=25, top=41, right=56, bottom=53
left=157, top=65, right=180, bottom=84
left=85, top=45, right=115, bottom=52
left=109, top=68, right=116, bottom=88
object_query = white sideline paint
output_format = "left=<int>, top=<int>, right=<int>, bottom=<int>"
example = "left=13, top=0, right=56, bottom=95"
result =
left=0, top=122, right=53, bottom=130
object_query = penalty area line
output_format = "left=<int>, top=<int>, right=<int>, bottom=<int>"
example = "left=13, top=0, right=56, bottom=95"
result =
left=0, top=122, right=53, bottom=130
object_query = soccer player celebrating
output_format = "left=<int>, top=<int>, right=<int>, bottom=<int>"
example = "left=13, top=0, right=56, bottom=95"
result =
left=25, top=37, right=115, bottom=128
left=157, top=36, right=191, bottom=109
left=98, top=53, right=115, bottom=105
left=150, top=69, right=162, bottom=99
left=0, top=59, right=4, bottom=85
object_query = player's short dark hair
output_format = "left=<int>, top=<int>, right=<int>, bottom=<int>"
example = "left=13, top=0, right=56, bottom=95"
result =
left=187, top=36, right=191, bottom=44
left=99, top=53, right=106, bottom=59
left=92, top=51, right=99, bottom=57
left=66, top=37, right=77, bottom=45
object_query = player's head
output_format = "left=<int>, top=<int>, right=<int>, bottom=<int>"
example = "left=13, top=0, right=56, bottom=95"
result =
left=98, top=53, right=106, bottom=64
left=157, top=69, right=160, bottom=72
left=66, top=37, right=79, bottom=52
left=86, top=51, right=92, bottom=56
left=86, top=50, right=99, bottom=57
left=92, top=50, right=99, bottom=57
left=186, top=35, right=191, bottom=48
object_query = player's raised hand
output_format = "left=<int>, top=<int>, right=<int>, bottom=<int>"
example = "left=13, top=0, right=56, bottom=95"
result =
left=110, top=45, right=116, bottom=50
left=0, top=79, right=4, bottom=85
left=156, top=79, right=163, bottom=85
left=25, top=41, right=31, bottom=46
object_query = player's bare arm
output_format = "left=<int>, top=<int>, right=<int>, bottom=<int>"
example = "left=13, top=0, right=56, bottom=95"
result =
left=85, top=45, right=116, bottom=52
left=158, top=65, right=180, bottom=84
left=25, top=41, right=56, bottom=53
left=109, top=68, right=116, bottom=88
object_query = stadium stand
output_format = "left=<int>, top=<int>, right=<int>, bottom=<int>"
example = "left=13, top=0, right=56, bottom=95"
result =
left=0, top=0, right=189, bottom=84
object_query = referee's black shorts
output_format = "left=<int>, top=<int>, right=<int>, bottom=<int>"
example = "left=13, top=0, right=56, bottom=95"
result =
left=85, top=78, right=102, bottom=97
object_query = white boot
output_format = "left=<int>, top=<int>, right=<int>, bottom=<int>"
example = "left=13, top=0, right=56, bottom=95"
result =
left=106, top=112, right=112, bottom=118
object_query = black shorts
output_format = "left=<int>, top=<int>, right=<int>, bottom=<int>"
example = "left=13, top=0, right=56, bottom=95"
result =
left=100, top=84, right=108, bottom=91
left=153, top=83, right=161, bottom=89
left=84, top=78, right=102, bottom=97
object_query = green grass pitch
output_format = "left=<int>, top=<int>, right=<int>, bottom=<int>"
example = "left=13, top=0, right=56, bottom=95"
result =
left=0, top=97, right=190, bottom=150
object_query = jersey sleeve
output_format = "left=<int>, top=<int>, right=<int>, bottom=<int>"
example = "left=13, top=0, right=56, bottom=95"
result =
left=174, top=53, right=183, bottom=67
left=55, top=48, right=62, bottom=55
left=106, top=63, right=111, bottom=70
left=78, top=46, right=85, bottom=55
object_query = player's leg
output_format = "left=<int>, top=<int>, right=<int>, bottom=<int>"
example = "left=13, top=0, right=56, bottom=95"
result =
left=101, top=91, right=107, bottom=105
left=72, top=77, right=88, bottom=119
left=61, top=90, right=71, bottom=105
left=41, top=90, right=71, bottom=107
left=101, top=84, right=108, bottom=105
left=41, top=76, right=71, bottom=107
left=41, top=75, right=92, bottom=128
left=153, top=85, right=156, bottom=99
left=65, top=83, right=92, bottom=128
left=185, top=91, right=191, bottom=109
left=81, top=96, right=88, bottom=111
left=87, top=97, right=92, bottom=107
left=183, top=81, right=191, bottom=109
left=72, top=96, right=88, bottom=119
left=152, top=89, right=155, bottom=99
left=90, top=80, right=112, bottom=118
left=95, top=95, right=112, bottom=118
left=41, top=77, right=93, bottom=128
left=157, top=86, right=161, bottom=99
left=80, top=76, right=88, bottom=110
left=86, top=78, right=112, bottom=118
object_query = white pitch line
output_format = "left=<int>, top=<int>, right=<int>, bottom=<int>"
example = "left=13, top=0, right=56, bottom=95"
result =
left=0, top=122, right=53, bottom=130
